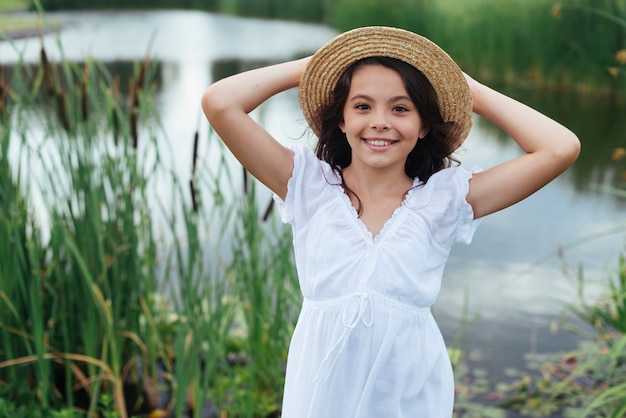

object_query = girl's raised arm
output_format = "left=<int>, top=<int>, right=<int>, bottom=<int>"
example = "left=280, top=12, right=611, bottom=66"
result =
left=465, top=75, right=581, bottom=219
left=201, top=57, right=311, bottom=200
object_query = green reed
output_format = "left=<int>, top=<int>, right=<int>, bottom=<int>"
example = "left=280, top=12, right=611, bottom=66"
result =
left=3, top=26, right=147, bottom=415
left=219, top=176, right=299, bottom=416
left=567, top=255, right=626, bottom=338
left=424, top=0, right=625, bottom=96
left=0, top=13, right=304, bottom=415
left=558, top=255, right=626, bottom=417
left=319, top=0, right=626, bottom=97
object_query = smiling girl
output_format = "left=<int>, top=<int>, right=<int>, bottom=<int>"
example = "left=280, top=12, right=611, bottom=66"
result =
left=201, top=26, right=580, bottom=418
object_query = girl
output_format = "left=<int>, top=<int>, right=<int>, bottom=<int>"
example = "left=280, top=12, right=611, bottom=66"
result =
left=201, top=26, right=580, bottom=417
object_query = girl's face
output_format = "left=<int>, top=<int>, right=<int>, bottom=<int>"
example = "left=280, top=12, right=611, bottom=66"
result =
left=339, top=64, right=428, bottom=175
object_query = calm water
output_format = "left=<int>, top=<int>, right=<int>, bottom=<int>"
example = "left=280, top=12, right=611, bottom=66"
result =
left=3, top=9, right=625, bottom=384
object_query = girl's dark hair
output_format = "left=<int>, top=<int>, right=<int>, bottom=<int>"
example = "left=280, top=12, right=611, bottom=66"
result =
left=314, top=56, right=458, bottom=182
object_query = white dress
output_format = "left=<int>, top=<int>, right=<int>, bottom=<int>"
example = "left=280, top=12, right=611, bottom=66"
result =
left=274, top=145, right=482, bottom=418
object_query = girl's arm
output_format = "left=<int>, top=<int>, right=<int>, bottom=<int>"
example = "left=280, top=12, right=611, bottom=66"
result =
left=465, top=75, right=581, bottom=219
left=201, top=57, right=311, bottom=200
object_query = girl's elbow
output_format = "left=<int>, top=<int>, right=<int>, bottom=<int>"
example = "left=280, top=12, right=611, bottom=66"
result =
left=561, top=131, right=581, bottom=165
left=201, top=85, right=225, bottom=121
left=547, top=131, right=580, bottom=171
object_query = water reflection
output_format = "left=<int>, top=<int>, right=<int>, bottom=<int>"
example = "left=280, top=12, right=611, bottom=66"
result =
left=510, top=88, right=626, bottom=195
left=464, top=89, right=626, bottom=198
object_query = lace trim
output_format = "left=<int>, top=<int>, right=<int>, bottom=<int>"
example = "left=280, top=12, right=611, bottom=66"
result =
left=336, top=177, right=423, bottom=245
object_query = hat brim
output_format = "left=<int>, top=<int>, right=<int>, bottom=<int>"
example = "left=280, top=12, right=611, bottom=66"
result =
left=299, top=26, right=473, bottom=150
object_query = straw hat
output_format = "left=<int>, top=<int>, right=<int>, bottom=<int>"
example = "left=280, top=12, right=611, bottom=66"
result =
left=299, top=26, right=473, bottom=150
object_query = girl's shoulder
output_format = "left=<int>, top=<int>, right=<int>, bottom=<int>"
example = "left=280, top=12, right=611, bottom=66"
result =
left=409, top=165, right=483, bottom=244
left=290, top=143, right=341, bottom=182
left=407, top=165, right=482, bottom=212
left=425, top=164, right=481, bottom=194
left=273, top=144, right=340, bottom=224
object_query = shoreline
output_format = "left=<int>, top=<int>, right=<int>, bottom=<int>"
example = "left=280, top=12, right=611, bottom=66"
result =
left=1, top=28, right=49, bottom=41
left=0, top=9, right=56, bottom=42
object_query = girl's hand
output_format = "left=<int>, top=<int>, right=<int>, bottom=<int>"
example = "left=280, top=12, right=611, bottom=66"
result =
left=462, top=72, right=483, bottom=113
left=296, top=56, right=313, bottom=85
left=462, top=72, right=480, bottom=93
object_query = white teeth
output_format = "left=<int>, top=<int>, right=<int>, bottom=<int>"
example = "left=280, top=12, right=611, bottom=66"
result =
left=367, top=139, right=393, bottom=146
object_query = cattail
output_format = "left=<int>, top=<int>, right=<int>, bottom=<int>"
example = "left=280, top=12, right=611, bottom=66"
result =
left=189, top=179, right=198, bottom=213
left=129, top=77, right=138, bottom=149
left=40, top=47, right=53, bottom=96
left=0, top=67, right=5, bottom=117
left=81, top=65, right=89, bottom=122
left=136, top=61, right=146, bottom=92
left=262, top=198, right=274, bottom=222
left=56, top=89, right=69, bottom=132
left=242, top=166, right=249, bottom=195
left=112, top=75, right=121, bottom=142
left=0, top=87, right=6, bottom=116
left=52, top=63, right=69, bottom=132
left=129, top=77, right=136, bottom=109
left=189, top=115, right=201, bottom=212
left=189, top=130, right=200, bottom=213
left=133, top=58, right=149, bottom=108
left=130, top=107, right=138, bottom=149
left=191, top=130, right=199, bottom=176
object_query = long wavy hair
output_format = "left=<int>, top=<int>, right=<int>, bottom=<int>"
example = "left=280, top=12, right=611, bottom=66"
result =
left=314, top=56, right=459, bottom=183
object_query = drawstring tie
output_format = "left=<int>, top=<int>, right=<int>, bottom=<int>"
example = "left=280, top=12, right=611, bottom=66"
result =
left=313, top=292, right=374, bottom=381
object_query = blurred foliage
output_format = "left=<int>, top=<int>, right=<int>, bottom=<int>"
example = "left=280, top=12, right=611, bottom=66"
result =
left=18, top=0, right=625, bottom=97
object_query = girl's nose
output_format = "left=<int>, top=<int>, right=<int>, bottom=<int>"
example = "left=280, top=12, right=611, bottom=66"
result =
left=370, top=111, right=390, bottom=130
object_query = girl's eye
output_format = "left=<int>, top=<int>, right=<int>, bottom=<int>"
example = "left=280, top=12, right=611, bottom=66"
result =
left=355, top=104, right=370, bottom=110
left=393, top=105, right=409, bottom=112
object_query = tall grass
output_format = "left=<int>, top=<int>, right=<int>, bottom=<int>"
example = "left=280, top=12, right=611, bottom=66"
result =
left=221, top=178, right=299, bottom=415
left=0, top=18, right=301, bottom=418
left=425, top=0, right=626, bottom=96
left=0, top=30, right=167, bottom=414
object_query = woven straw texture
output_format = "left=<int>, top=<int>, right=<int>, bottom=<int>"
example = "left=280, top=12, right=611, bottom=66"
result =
left=299, top=26, right=473, bottom=150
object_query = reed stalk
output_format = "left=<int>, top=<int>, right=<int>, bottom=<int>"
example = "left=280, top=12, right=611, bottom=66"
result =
left=0, top=18, right=177, bottom=414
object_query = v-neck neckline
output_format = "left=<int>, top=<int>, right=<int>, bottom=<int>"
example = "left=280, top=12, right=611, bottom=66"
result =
left=337, top=177, right=421, bottom=245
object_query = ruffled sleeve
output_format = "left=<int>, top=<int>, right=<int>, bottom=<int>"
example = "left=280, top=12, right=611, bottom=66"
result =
left=450, top=165, right=482, bottom=244
left=272, top=146, right=300, bottom=225
left=273, top=144, right=338, bottom=226
left=408, top=165, right=482, bottom=245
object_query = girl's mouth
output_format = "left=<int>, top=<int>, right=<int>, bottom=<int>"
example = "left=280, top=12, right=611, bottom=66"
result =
left=364, top=138, right=397, bottom=147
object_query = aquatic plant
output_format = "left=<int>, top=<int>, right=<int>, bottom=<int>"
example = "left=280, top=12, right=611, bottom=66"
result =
left=0, top=7, right=305, bottom=414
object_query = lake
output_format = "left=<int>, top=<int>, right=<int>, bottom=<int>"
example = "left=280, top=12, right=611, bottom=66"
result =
left=2, top=8, right=625, bottom=388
